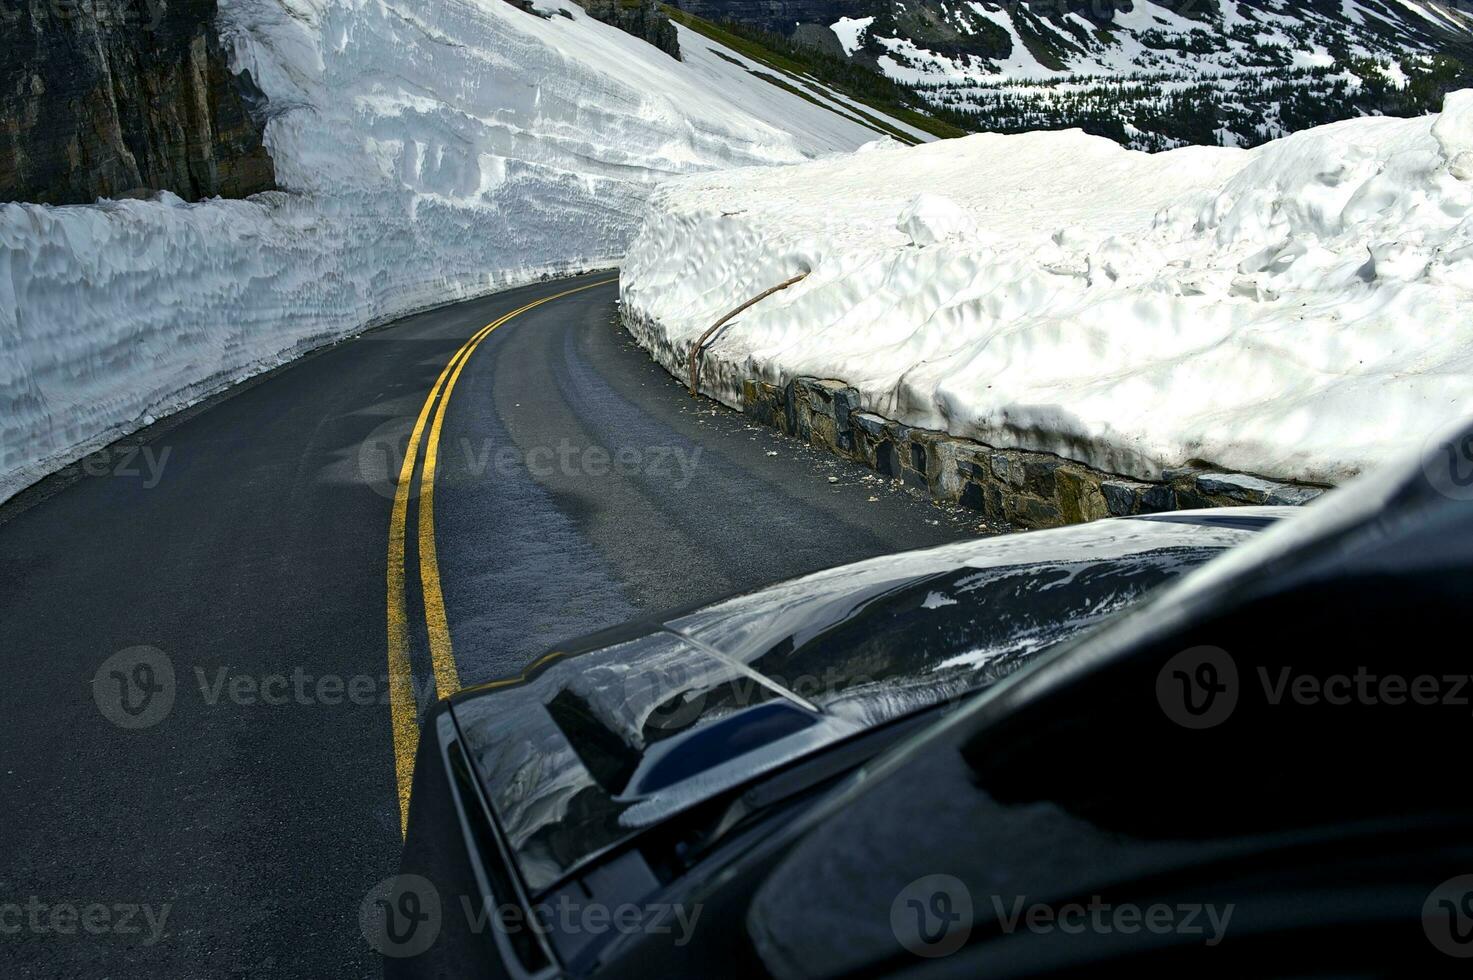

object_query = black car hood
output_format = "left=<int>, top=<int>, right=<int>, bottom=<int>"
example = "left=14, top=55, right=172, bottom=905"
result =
left=743, top=425, right=1473, bottom=980
left=448, top=512, right=1279, bottom=894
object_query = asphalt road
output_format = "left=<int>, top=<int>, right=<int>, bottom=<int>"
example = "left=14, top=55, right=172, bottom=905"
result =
left=0, top=272, right=997, bottom=977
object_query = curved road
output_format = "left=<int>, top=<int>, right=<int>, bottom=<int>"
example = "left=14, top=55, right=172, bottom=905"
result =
left=0, top=272, right=994, bottom=977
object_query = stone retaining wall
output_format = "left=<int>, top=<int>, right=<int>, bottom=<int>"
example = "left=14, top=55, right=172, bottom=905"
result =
left=743, top=377, right=1327, bottom=528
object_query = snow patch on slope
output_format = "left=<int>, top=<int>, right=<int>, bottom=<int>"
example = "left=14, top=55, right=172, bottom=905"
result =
left=622, top=94, right=1473, bottom=485
left=0, top=0, right=902, bottom=502
left=832, top=16, right=874, bottom=56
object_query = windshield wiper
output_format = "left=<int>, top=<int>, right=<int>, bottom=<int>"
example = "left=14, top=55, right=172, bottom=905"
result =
left=676, top=709, right=939, bottom=867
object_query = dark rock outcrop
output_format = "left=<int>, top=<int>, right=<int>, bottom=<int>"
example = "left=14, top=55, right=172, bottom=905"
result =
left=575, top=0, right=682, bottom=59
left=790, top=23, right=847, bottom=58
left=666, top=0, right=871, bottom=34
left=1, top=0, right=275, bottom=205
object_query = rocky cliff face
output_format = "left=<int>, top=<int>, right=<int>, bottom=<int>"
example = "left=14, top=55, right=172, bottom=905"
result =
left=0, top=0, right=274, bottom=205
left=668, top=0, right=870, bottom=34
left=576, top=0, right=681, bottom=59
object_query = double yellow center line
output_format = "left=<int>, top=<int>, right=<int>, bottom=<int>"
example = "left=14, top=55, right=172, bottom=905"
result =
left=385, top=277, right=617, bottom=834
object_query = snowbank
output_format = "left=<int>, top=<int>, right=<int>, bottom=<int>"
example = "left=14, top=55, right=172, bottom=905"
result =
left=622, top=93, right=1473, bottom=485
left=0, top=0, right=903, bottom=502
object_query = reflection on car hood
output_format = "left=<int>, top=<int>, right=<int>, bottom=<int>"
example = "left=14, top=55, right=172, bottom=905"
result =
left=450, top=512, right=1282, bottom=894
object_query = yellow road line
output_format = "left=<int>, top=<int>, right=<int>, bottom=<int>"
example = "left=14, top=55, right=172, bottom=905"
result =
left=386, top=316, right=499, bottom=833
left=419, top=279, right=616, bottom=700
left=416, top=299, right=539, bottom=703
left=386, top=277, right=615, bottom=835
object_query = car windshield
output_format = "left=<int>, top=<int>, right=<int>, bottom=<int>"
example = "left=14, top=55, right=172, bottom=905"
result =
left=454, top=523, right=1254, bottom=895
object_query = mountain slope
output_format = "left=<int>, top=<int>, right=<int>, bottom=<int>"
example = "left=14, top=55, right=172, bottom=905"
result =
left=677, top=0, right=1473, bottom=147
left=860, top=0, right=1473, bottom=146
left=853, top=0, right=1471, bottom=81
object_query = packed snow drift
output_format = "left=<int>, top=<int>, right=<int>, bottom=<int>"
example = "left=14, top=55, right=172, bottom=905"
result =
left=0, top=0, right=912, bottom=502
left=623, top=92, right=1473, bottom=486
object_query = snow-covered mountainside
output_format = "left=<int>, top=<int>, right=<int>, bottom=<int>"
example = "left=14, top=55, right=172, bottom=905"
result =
left=670, top=0, right=1473, bottom=149
left=0, top=0, right=918, bottom=503
left=849, top=0, right=1469, bottom=81
left=836, top=0, right=1473, bottom=148
left=622, top=90, right=1473, bottom=486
